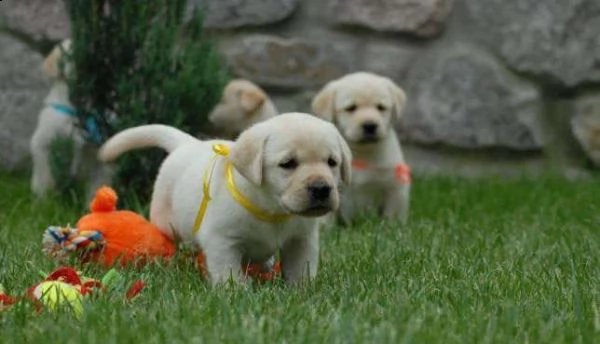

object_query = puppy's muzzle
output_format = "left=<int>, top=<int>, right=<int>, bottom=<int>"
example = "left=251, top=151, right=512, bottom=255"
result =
left=308, top=180, right=331, bottom=202
left=362, top=122, right=378, bottom=135
left=360, top=121, right=380, bottom=143
left=301, top=180, right=334, bottom=217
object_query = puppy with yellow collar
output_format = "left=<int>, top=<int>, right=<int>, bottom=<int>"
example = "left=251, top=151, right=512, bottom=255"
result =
left=312, top=72, right=411, bottom=225
left=99, top=113, right=351, bottom=286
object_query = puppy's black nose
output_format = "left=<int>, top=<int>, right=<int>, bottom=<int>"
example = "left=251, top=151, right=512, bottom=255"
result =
left=362, top=122, right=378, bottom=135
left=308, top=181, right=331, bottom=201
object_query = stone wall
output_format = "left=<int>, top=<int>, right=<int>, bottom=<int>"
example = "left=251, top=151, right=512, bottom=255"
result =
left=1, top=0, right=600, bottom=177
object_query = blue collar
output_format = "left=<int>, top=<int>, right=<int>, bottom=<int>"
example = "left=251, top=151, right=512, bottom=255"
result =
left=50, top=103, right=77, bottom=117
left=50, top=103, right=104, bottom=144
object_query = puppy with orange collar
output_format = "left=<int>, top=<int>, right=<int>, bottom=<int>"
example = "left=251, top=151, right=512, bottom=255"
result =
left=311, top=72, right=411, bottom=225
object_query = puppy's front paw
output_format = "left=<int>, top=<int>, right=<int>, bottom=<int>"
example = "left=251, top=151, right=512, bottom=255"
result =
left=282, top=263, right=317, bottom=287
left=210, top=273, right=250, bottom=289
left=204, top=246, right=244, bottom=287
left=280, top=234, right=319, bottom=286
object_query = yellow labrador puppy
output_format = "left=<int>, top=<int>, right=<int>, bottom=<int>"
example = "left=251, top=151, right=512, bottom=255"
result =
left=30, top=39, right=78, bottom=197
left=208, top=79, right=278, bottom=139
left=312, top=72, right=410, bottom=225
left=30, top=39, right=111, bottom=198
left=99, top=113, right=351, bottom=286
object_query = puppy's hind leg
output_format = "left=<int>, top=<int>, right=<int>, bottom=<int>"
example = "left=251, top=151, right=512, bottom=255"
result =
left=149, top=153, right=189, bottom=238
left=149, top=176, right=175, bottom=237
left=30, top=133, right=55, bottom=197
left=68, top=133, right=85, bottom=178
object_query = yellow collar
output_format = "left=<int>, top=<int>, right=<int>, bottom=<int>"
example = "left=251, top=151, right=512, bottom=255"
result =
left=192, top=144, right=291, bottom=234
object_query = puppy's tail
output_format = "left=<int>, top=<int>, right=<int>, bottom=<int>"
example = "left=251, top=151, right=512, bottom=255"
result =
left=98, top=124, right=196, bottom=162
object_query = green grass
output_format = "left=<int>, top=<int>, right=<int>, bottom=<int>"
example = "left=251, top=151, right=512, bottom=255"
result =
left=1, top=171, right=600, bottom=343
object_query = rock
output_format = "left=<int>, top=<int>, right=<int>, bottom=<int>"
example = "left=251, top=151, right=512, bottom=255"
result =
left=221, top=35, right=355, bottom=88
left=400, top=44, right=544, bottom=150
left=403, top=144, right=592, bottom=180
left=189, top=0, right=299, bottom=29
left=0, top=0, right=70, bottom=40
left=0, top=34, right=49, bottom=170
left=270, top=90, right=314, bottom=113
left=363, top=42, right=417, bottom=81
left=330, top=0, right=454, bottom=37
left=571, top=94, right=600, bottom=166
left=464, top=0, right=600, bottom=87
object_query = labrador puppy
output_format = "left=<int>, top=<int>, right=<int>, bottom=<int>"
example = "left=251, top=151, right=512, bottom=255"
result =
left=30, top=39, right=112, bottom=198
left=98, top=113, right=352, bottom=286
left=30, top=39, right=79, bottom=197
left=208, top=79, right=278, bottom=139
left=311, top=72, right=410, bottom=225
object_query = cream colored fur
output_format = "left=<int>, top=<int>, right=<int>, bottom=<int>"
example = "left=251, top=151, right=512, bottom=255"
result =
left=30, top=39, right=112, bottom=198
left=98, top=113, right=352, bottom=286
left=208, top=79, right=278, bottom=139
left=312, top=72, right=410, bottom=225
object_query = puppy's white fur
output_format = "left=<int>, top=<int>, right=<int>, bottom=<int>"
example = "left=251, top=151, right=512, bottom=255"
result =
left=312, top=72, right=410, bottom=225
left=99, top=113, right=352, bottom=285
left=208, top=79, right=278, bottom=139
left=30, top=39, right=112, bottom=198
left=30, top=39, right=84, bottom=196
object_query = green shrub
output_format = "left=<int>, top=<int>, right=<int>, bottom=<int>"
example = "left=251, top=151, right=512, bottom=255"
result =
left=48, top=135, right=85, bottom=203
left=62, top=0, right=227, bottom=208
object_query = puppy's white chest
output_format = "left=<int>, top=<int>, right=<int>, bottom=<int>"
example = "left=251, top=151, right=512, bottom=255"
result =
left=236, top=222, right=297, bottom=260
left=351, top=166, right=398, bottom=186
left=203, top=218, right=305, bottom=263
left=344, top=166, right=407, bottom=212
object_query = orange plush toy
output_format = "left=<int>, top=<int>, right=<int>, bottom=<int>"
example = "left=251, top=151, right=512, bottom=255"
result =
left=43, top=186, right=280, bottom=282
left=43, top=186, right=176, bottom=268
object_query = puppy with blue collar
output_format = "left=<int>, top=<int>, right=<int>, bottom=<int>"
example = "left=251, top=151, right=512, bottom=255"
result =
left=29, top=39, right=108, bottom=198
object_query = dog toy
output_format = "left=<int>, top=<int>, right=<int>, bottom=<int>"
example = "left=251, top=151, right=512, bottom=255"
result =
left=1, top=266, right=144, bottom=318
left=42, top=186, right=281, bottom=282
left=0, top=284, right=17, bottom=311
left=43, top=186, right=177, bottom=268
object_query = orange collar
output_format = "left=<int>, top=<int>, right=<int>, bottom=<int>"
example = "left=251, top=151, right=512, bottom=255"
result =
left=351, top=160, right=411, bottom=184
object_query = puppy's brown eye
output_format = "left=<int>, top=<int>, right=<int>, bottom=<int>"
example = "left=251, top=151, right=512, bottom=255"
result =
left=327, top=158, right=338, bottom=168
left=278, top=158, right=298, bottom=170
left=345, top=104, right=357, bottom=113
left=377, top=104, right=387, bottom=112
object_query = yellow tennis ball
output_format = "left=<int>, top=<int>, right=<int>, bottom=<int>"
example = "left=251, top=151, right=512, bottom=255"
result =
left=33, top=281, right=83, bottom=318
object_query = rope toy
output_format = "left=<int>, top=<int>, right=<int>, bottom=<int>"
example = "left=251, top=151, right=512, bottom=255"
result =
left=42, top=226, right=105, bottom=260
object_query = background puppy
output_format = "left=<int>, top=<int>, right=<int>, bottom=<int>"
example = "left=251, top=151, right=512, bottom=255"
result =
left=208, top=79, right=278, bottom=139
left=99, top=113, right=352, bottom=286
left=30, top=39, right=111, bottom=198
left=312, top=72, right=410, bottom=225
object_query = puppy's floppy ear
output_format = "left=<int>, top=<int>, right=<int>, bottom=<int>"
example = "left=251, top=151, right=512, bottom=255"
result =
left=240, top=88, right=266, bottom=113
left=311, top=82, right=337, bottom=122
left=334, top=127, right=352, bottom=185
left=43, top=45, right=63, bottom=79
left=229, top=126, right=268, bottom=185
left=385, top=78, right=407, bottom=121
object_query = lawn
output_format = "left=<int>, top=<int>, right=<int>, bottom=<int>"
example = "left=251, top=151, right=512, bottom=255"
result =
left=0, top=171, right=599, bottom=343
